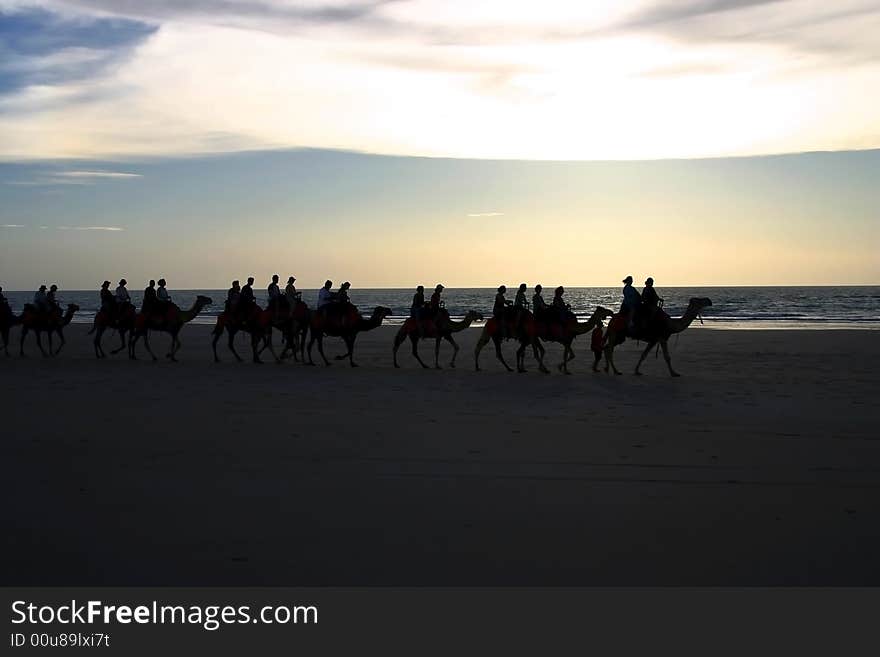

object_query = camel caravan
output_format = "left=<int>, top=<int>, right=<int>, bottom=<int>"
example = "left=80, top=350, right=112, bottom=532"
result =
left=0, top=275, right=712, bottom=376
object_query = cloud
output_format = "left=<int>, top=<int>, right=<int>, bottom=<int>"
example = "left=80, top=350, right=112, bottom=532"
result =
left=49, top=0, right=399, bottom=32
left=615, top=0, right=786, bottom=30
left=1, top=223, right=25, bottom=227
left=56, top=225, right=124, bottom=231
left=0, top=1, right=878, bottom=160
left=467, top=212, right=504, bottom=217
left=0, top=7, right=157, bottom=97
left=3, top=169, right=142, bottom=185
left=57, top=170, right=142, bottom=178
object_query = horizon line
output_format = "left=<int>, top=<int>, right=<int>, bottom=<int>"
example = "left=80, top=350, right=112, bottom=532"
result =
left=2, top=145, right=879, bottom=167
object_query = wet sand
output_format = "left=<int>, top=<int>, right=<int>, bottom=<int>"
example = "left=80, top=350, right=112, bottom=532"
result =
left=2, top=324, right=879, bottom=584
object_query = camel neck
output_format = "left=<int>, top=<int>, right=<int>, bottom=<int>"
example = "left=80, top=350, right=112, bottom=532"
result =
left=668, top=305, right=702, bottom=334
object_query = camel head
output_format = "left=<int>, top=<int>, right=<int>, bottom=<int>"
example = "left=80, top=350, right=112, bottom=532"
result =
left=464, top=310, right=485, bottom=322
left=373, top=306, right=393, bottom=319
left=66, top=303, right=81, bottom=313
left=195, top=295, right=213, bottom=308
left=687, top=297, right=712, bottom=325
left=592, top=305, right=614, bottom=320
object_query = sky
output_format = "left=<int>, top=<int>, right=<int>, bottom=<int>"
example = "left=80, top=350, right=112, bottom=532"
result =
left=0, top=1, right=878, bottom=288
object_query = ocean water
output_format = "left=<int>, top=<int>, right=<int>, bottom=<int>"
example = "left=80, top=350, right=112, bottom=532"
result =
left=3, top=286, right=879, bottom=329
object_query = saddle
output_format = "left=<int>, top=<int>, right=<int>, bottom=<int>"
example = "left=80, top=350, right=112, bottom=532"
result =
left=22, top=304, right=60, bottom=325
left=317, top=303, right=359, bottom=329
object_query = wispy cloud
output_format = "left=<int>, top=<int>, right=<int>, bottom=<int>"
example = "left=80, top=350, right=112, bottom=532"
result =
left=3, top=170, right=142, bottom=185
left=56, top=170, right=142, bottom=178
left=1, top=223, right=25, bottom=228
left=56, top=225, right=125, bottom=231
left=467, top=212, right=504, bottom=217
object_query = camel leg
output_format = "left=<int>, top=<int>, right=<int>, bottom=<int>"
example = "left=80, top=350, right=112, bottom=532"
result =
left=559, top=343, right=574, bottom=375
left=37, top=332, right=49, bottom=357
left=255, top=332, right=279, bottom=364
left=392, top=331, right=405, bottom=368
left=166, top=333, right=180, bottom=362
left=634, top=340, right=656, bottom=376
left=445, top=335, right=459, bottom=368
left=54, top=330, right=65, bottom=355
left=515, top=341, right=528, bottom=373
left=474, top=332, right=490, bottom=371
left=434, top=337, right=443, bottom=369
left=315, top=335, right=330, bottom=366
left=111, top=329, right=127, bottom=355
left=211, top=329, right=223, bottom=362
left=142, top=332, right=158, bottom=361
left=306, top=332, right=319, bottom=366
left=19, top=327, right=29, bottom=357
left=661, top=340, right=680, bottom=377
left=166, top=333, right=177, bottom=361
left=228, top=329, right=244, bottom=362
left=1, top=328, right=8, bottom=357
left=46, top=332, right=54, bottom=356
left=409, top=335, right=428, bottom=369
left=265, top=333, right=281, bottom=364
left=532, top=340, right=549, bottom=374
left=494, top=337, right=514, bottom=372
left=345, top=335, right=358, bottom=367
left=94, top=327, right=104, bottom=359
left=603, top=345, right=622, bottom=375
left=251, top=332, right=264, bottom=364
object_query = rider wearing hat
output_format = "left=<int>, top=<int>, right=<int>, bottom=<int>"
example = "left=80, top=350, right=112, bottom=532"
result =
left=285, top=276, right=299, bottom=308
left=100, top=281, right=115, bottom=314
left=115, top=278, right=131, bottom=307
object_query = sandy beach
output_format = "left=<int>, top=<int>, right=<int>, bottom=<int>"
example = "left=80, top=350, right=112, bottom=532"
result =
left=3, top=323, right=879, bottom=585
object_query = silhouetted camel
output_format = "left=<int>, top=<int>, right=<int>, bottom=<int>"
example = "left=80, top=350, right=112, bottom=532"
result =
left=19, top=303, right=80, bottom=357
left=393, top=310, right=483, bottom=369
left=276, top=300, right=311, bottom=362
left=211, top=302, right=287, bottom=364
left=474, top=310, right=548, bottom=373
left=530, top=305, right=614, bottom=374
left=128, top=296, right=213, bottom=362
left=308, top=305, right=392, bottom=367
left=0, top=305, right=19, bottom=357
left=89, top=304, right=137, bottom=359
left=602, top=297, right=712, bottom=377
